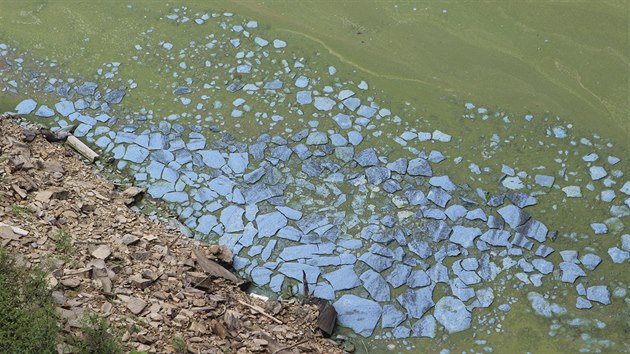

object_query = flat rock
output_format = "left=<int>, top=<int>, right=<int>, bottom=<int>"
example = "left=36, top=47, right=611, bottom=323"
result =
left=580, top=253, right=601, bottom=270
left=586, top=285, right=611, bottom=305
left=366, top=166, right=391, bottom=185
left=313, top=97, right=336, bottom=111
left=527, top=292, right=566, bottom=318
left=427, top=188, right=451, bottom=208
left=220, top=206, right=245, bottom=233
left=411, top=315, right=437, bottom=338
left=127, top=297, right=147, bottom=315
left=497, top=204, right=530, bottom=229
left=323, top=265, right=361, bottom=291
left=333, top=294, right=382, bottom=337
left=434, top=296, right=471, bottom=333
left=278, top=262, right=320, bottom=284
left=227, top=152, right=248, bottom=174
left=559, top=262, right=586, bottom=283
left=429, top=176, right=456, bottom=191
left=354, top=148, right=379, bottom=167
left=397, top=287, right=435, bottom=319
left=16, top=99, right=38, bottom=114
left=608, top=247, right=629, bottom=263
left=382, top=305, right=406, bottom=328
left=360, top=269, right=390, bottom=301
left=386, top=264, right=412, bottom=288
left=408, top=158, right=433, bottom=177
left=359, top=252, right=394, bottom=272
left=256, top=212, right=287, bottom=237
left=91, top=245, right=111, bottom=259
left=562, top=186, right=582, bottom=198
left=449, top=226, right=482, bottom=248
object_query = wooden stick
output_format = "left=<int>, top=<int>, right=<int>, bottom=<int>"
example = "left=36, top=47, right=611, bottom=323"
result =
left=271, top=339, right=309, bottom=354
left=237, top=299, right=283, bottom=324
left=66, top=135, right=99, bottom=162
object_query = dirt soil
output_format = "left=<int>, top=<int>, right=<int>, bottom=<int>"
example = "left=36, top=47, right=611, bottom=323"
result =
left=0, top=115, right=343, bottom=354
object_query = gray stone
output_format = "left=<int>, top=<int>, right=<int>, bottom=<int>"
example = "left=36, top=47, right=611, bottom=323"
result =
left=507, top=192, right=538, bottom=208
left=256, top=212, right=287, bottom=237
left=296, top=90, right=312, bottom=105
left=302, top=161, right=324, bottom=177
left=590, top=223, right=608, bottom=235
left=386, top=264, right=412, bottom=288
left=397, top=287, right=435, bottom=319
left=15, top=99, right=37, bottom=114
left=465, top=208, right=487, bottom=221
left=35, top=105, right=55, bottom=117
left=382, top=305, right=406, bottom=328
left=333, top=113, right=352, bottom=129
left=608, top=247, right=629, bottom=263
left=208, top=175, right=235, bottom=196
left=227, top=152, right=248, bottom=174
left=532, top=259, right=554, bottom=274
left=580, top=254, right=601, bottom=270
left=278, top=244, right=318, bottom=261
left=275, top=206, right=302, bottom=220
left=576, top=297, right=592, bottom=309
left=408, top=239, right=432, bottom=259
left=77, top=82, right=97, bottom=96
left=323, top=265, right=361, bottom=291
left=386, top=158, right=408, bottom=174
left=535, top=174, right=555, bottom=188
left=366, top=167, right=391, bottom=185
left=497, top=204, right=531, bottom=229
left=527, top=292, right=566, bottom=318
left=406, top=270, right=431, bottom=288
left=429, top=176, right=456, bottom=191
left=251, top=267, right=273, bottom=286
left=359, top=252, right=394, bottom=272
left=562, top=186, right=582, bottom=198
left=434, top=296, right=471, bottom=333
left=220, top=206, right=245, bottom=233
left=560, top=262, right=586, bottom=283
left=354, top=148, right=379, bottom=167
left=123, top=145, right=150, bottom=163
left=278, top=262, right=320, bottom=284
left=589, top=166, right=608, bottom=181
left=196, top=215, right=218, bottom=235
left=55, top=100, right=75, bottom=117
left=347, top=131, right=363, bottom=146
left=104, top=89, right=125, bottom=104
left=535, top=244, right=555, bottom=258
left=427, top=188, right=451, bottom=208
left=408, top=158, right=433, bottom=176
left=586, top=285, right=611, bottom=305
left=450, top=226, right=482, bottom=248
left=425, top=220, right=452, bottom=242
left=334, top=295, right=382, bottom=337
left=411, top=315, right=436, bottom=338
left=306, top=131, right=328, bottom=145
left=314, top=96, right=336, bottom=111
left=360, top=270, right=390, bottom=301
left=199, top=150, right=226, bottom=168
left=445, top=205, right=467, bottom=221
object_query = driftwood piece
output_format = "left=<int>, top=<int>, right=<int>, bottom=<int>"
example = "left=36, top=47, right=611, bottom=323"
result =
left=66, top=135, right=99, bottom=162
left=193, top=248, right=241, bottom=284
left=237, top=300, right=283, bottom=324
left=272, top=339, right=310, bottom=354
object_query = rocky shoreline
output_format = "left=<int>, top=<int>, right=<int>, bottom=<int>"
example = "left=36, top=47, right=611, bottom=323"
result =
left=0, top=116, right=342, bottom=353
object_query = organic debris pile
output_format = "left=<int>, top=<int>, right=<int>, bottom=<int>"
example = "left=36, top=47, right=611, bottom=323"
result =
left=0, top=115, right=341, bottom=353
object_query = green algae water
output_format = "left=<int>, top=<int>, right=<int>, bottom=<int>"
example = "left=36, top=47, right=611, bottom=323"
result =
left=0, top=1, right=628, bottom=353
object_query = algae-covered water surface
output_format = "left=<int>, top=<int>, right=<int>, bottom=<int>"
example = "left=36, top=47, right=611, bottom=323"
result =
left=0, top=1, right=628, bottom=353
